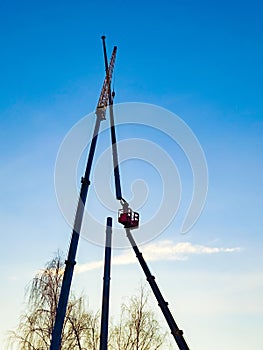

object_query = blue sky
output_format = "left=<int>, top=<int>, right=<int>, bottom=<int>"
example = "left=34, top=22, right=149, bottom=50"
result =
left=0, top=0, right=263, bottom=349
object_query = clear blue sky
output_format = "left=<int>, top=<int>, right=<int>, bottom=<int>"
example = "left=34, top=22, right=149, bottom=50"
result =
left=0, top=1, right=262, bottom=349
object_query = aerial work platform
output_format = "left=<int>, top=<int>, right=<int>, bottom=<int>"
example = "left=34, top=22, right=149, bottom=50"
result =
left=50, top=36, right=190, bottom=350
left=118, top=207, right=139, bottom=229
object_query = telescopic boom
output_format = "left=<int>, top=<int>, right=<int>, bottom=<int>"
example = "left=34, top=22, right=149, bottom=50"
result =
left=105, top=38, right=191, bottom=350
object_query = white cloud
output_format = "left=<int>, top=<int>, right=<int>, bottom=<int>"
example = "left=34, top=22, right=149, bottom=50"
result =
left=75, top=240, right=241, bottom=274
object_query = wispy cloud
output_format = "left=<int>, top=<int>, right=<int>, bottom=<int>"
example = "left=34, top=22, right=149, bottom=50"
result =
left=75, top=241, right=241, bottom=274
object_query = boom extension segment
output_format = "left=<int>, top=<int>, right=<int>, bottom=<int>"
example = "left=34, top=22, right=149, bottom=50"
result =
left=101, top=36, right=123, bottom=200
left=125, top=228, right=190, bottom=350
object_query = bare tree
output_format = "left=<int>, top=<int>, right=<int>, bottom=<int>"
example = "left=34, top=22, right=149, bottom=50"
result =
left=8, top=253, right=99, bottom=350
left=109, top=286, right=168, bottom=350
left=8, top=255, right=168, bottom=350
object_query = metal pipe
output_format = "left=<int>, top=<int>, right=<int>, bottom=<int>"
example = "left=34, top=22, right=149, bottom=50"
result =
left=99, top=217, right=113, bottom=350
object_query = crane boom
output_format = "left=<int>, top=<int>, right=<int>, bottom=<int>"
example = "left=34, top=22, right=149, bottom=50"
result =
left=50, top=41, right=117, bottom=350
left=96, top=45, right=117, bottom=120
